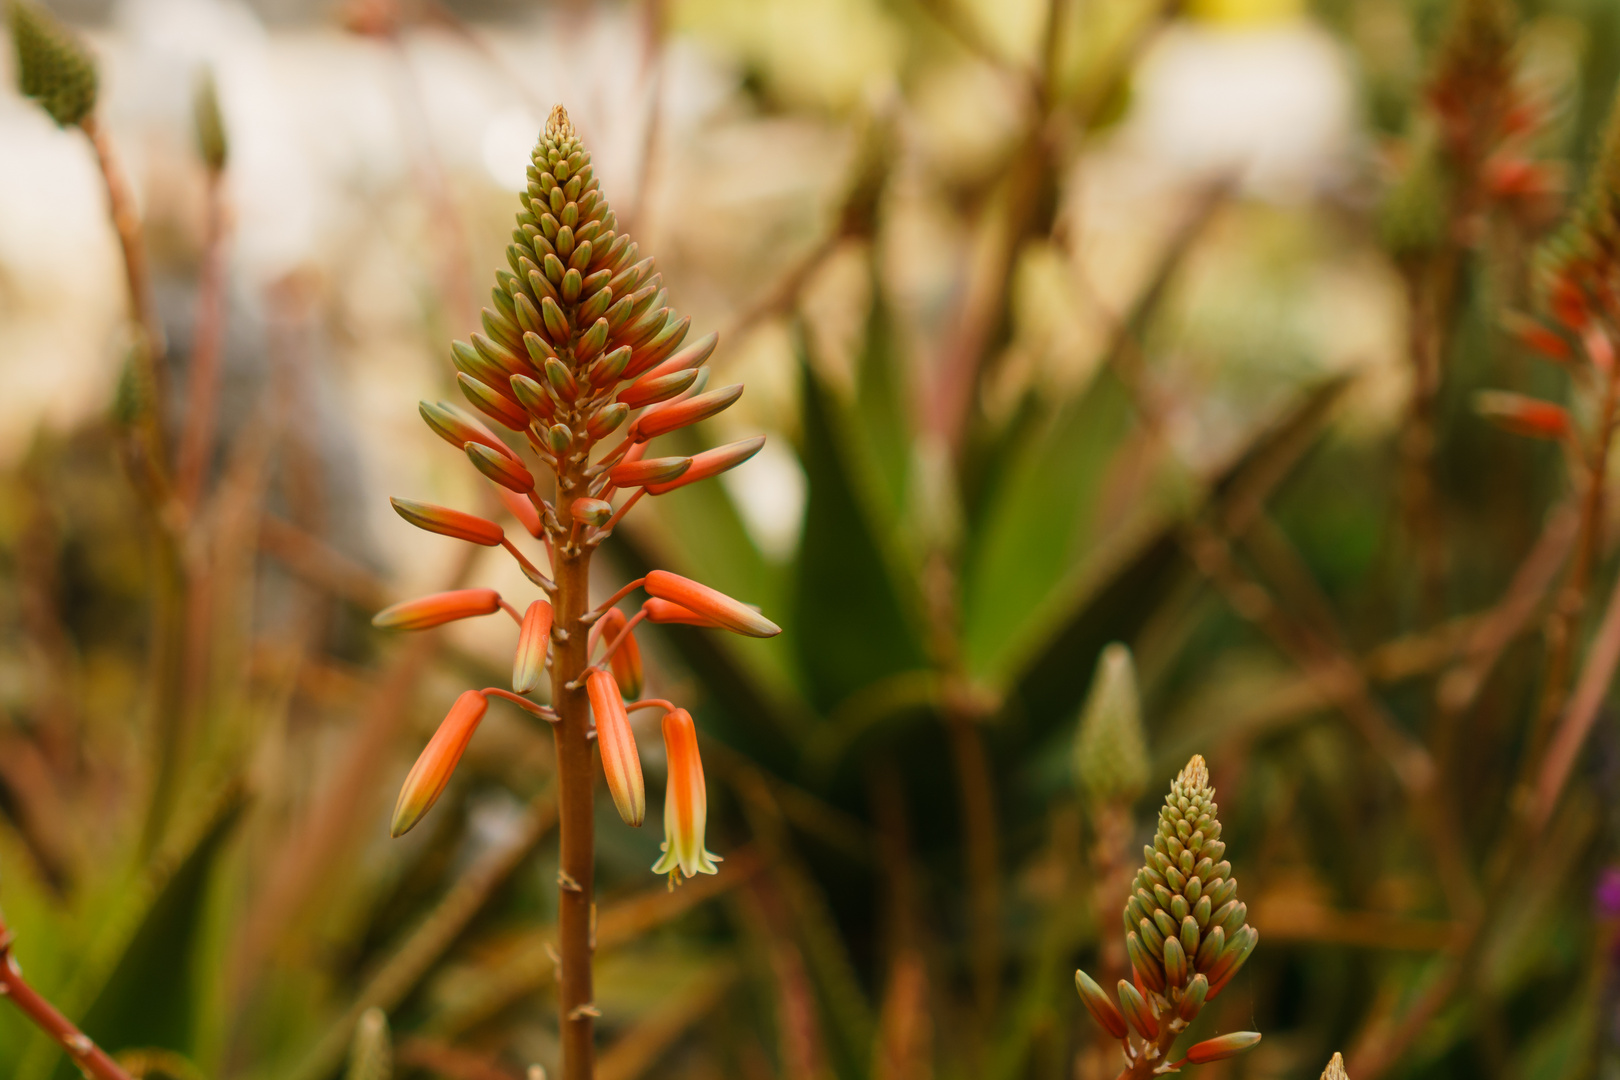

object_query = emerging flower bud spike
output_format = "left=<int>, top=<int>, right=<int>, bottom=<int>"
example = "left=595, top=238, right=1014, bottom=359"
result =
left=513, top=599, right=554, bottom=693
left=373, top=588, right=502, bottom=631
left=644, top=570, right=781, bottom=638
left=8, top=0, right=98, bottom=127
left=651, top=707, right=720, bottom=887
left=392, top=691, right=488, bottom=837
left=587, top=669, right=644, bottom=826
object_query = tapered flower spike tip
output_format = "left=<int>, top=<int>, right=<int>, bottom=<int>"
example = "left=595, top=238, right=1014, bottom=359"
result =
left=1322, top=1052, right=1348, bottom=1080
left=345, top=1007, right=391, bottom=1080
left=1122, top=753, right=1257, bottom=1002
left=547, top=103, right=575, bottom=140
left=1074, top=643, right=1149, bottom=806
left=8, top=0, right=98, bottom=127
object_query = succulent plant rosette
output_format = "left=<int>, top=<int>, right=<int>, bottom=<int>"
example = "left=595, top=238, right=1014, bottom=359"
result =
left=1074, top=756, right=1261, bottom=1078
left=372, top=105, right=779, bottom=1078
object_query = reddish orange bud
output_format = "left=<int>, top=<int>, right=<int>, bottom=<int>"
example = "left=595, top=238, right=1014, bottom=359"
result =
left=458, top=372, right=529, bottom=431
left=598, top=607, right=644, bottom=699
left=1485, top=157, right=1556, bottom=199
left=1185, top=1032, right=1261, bottom=1065
left=392, top=690, right=488, bottom=837
left=587, top=668, right=644, bottom=826
left=372, top=588, right=501, bottom=630
left=1074, top=970, right=1128, bottom=1040
left=646, top=436, right=765, bottom=495
left=467, top=442, right=536, bottom=493
left=651, top=707, right=720, bottom=884
left=1474, top=391, right=1571, bottom=440
left=618, top=368, right=698, bottom=409
left=571, top=497, right=613, bottom=526
left=491, top=483, right=543, bottom=538
left=608, top=456, right=691, bottom=488
left=391, top=497, right=505, bottom=546
left=630, top=384, right=743, bottom=442
left=512, top=599, right=553, bottom=693
left=420, top=401, right=523, bottom=464
left=1502, top=312, right=1572, bottom=363
left=642, top=598, right=722, bottom=628
left=509, top=374, right=557, bottom=423
left=639, top=330, right=718, bottom=383
left=1550, top=274, right=1589, bottom=332
left=644, top=570, right=780, bottom=638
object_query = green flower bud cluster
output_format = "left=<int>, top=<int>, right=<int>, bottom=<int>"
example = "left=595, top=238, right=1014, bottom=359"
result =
left=7, top=0, right=98, bottom=127
left=1125, top=754, right=1257, bottom=999
left=1074, top=755, right=1261, bottom=1078
left=1074, top=643, right=1149, bottom=807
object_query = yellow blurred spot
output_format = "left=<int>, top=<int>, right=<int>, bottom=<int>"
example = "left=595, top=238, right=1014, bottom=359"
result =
left=1187, top=0, right=1304, bottom=24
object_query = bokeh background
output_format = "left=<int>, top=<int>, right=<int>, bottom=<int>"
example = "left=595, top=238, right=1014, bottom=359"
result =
left=4, top=0, right=1620, bottom=1077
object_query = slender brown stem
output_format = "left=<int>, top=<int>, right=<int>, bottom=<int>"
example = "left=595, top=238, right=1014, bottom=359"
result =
left=550, top=475, right=597, bottom=1080
left=0, top=916, right=135, bottom=1080
left=82, top=115, right=167, bottom=412
left=175, top=168, right=231, bottom=512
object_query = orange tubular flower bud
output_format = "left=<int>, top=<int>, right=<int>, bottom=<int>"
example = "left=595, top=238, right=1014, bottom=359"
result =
left=652, top=707, right=720, bottom=885
left=644, top=570, right=781, bottom=638
left=1185, top=1032, right=1262, bottom=1065
left=645, top=436, right=765, bottom=495
left=571, top=498, right=613, bottom=526
left=419, top=400, right=523, bottom=464
left=512, top=599, right=554, bottom=693
left=639, top=330, right=718, bottom=383
left=598, top=607, right=644, bottom=699
left=372, top=588, right=501, bottom=630
left=642, top=597, right=722, bottom=628
left=630, top=384, right=743, bottom=442
left=1074, top=970, right=1127, bottom=1040
left=467, top=441, right=536, bottom=492
left=491, top=483, right=543, bottom=538
left=1474, top=391, right=1571, bottom=441
left=391, top=497, right=505, bottom=546
left=392, top=690, right=488, bottom=837
left=458, top=372, right=530, bottom=431
left=1502, top=312, right=1572, bottom=363
left=608, top=456, right=691, bottom=488
left=617, top=368, right=698, bottom=409
left=587, top=669, right=644, bottom=826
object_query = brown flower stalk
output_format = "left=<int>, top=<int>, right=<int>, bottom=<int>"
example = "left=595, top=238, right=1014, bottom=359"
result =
left=0, top=911, right=134, bottom=1080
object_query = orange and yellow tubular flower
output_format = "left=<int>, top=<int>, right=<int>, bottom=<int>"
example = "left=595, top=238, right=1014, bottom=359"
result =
left=645, top=436, right=765, bottom=495
left=570, top=498, right=613, bottom=526
left=629, top=384, right=743, bottom=442
left=391, top=497, right=504, bottom=546
left=392, top=690, right=489, bottom=837
left=652, top=707, right=721, bottom=887
left=618, top=367, right=698, bottom=409
left=373, top=588, right=502, bottom=631
left=512, top=599, right=554, bottom=693
left=642, top=597, right=722, bottom=628
left=466, top=442, right=536, bottom=493
left=1474, top=390, right=1572, bottom=441
left=608, top=455, right=691, bottom=489
left=587, top=668, right=645, bottom=826
left=644, top=570, right=781, bottom=638
left=597, top=607, right=644, bottom=699
left=458, top=371, right=530, bottom=431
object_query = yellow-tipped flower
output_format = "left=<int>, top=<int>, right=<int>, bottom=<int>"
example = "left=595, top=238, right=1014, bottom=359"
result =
left=587, top=669, right=644, bottom=826
left=391, top=690, right=488, bottom=837
left=651, top=707, right=720, bottom=887
left=372, top=588, right=501, bottom=631
left=512, top=599, right=553, bottom=693
left=644, top=570, right=780, bottom=638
